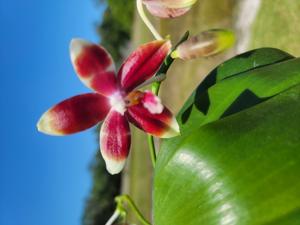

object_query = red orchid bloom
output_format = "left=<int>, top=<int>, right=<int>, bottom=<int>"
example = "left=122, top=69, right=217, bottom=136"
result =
left=37, top=39, right=180, bottom=174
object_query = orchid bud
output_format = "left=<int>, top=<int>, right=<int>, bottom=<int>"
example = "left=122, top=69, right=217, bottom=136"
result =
left=171, top=29, right=236, bottom=60
left=142, top=0, right=197, bottom=18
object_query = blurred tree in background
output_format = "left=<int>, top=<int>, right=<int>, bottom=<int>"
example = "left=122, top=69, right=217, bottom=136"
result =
left=82, top=149, right=121, bottom=225
left=82, top=1, right=134, bottom=225
left=96, top=0, right=135, bottom=62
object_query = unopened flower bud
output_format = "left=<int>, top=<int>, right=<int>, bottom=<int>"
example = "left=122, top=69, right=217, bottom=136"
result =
left=171, top=29, right=235, bottom=60
left=142, top=0, right=197, bottom=18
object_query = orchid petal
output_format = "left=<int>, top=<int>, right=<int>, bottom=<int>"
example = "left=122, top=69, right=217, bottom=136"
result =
left=144, top=3, right=191, bottom=18
left=144, top=0, right=197, bottom=9
left=143, top=0, right=197, bottom=18
left=70, top=39, right=118, bottom=96
left=118, top=40, right=171, bottom=92
left=126, top=94, right=180, bottom=138
left=100, top=109, right=131, bottom=175
left=37, top=93, right=110, bottom=135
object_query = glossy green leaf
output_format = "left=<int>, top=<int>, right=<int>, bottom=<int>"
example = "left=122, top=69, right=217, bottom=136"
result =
left=158, top=48, right=300, bottom=167
left=179, top=47, right=294, bottom=132
left=154, top=48, right=300, bottom=225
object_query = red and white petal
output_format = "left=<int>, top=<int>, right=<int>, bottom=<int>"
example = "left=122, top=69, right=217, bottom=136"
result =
left=126, top=100, right=180, bottom=138
left=37, top=93, right=110, bottom=135
left=70, top=38, right=118, bottom=96
left=100, top=109, right=131, bottom=175
left=118, top=40, right=171, bottom=92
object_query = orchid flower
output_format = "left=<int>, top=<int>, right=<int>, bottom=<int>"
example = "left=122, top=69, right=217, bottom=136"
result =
left=37, top=39, right=179, bottom=174
left=142, top=0, right=197, bottom=18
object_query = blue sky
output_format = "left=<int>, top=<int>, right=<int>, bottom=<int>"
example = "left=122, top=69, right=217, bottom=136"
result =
left=0, top=1, right=106, bottom=225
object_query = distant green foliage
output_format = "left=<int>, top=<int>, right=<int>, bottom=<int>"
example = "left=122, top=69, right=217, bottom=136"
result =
left=82, top=1, right=134, bottom=225
left=97, top=0, right=135, bottom=62
left=106, top=0, right=134, bottom=32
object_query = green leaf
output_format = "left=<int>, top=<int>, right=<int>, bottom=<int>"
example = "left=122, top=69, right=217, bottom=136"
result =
left=159, top=48, right=299, bottom=168
left=179, top=47, right=294, bottom=131
left=154, top=48, right=300, bottom=225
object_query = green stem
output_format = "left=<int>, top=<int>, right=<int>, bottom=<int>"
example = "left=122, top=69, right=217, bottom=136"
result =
left=116, top=195, right=152, bottom=225
left=136, top=0, right=163, bottom=40
left=147, top=134, right=157, bottom=167
left=147, top=31, right=190, bottom=167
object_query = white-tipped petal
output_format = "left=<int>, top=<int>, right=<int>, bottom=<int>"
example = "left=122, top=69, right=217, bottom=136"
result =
left=70, top=38, right=117, bottom=96
left=102, top=156, right=127, bottom=175
left=37, top=93, right=110, bottom=135
left=100, top=109, right=131, bottom=175
left=160, top=116, right=180, bottom=138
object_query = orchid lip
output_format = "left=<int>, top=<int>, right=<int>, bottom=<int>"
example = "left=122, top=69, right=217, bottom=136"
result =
left=109, top=90, right=149, bottom=115
left=124, top=91, right=144, bottom=107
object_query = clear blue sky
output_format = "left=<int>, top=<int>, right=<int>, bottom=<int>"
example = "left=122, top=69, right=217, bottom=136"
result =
left=0, top=1, right=106, bottom=225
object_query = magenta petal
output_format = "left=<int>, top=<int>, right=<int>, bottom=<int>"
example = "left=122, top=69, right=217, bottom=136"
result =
left=100, top=109, right=131, bottom=174
left=37, top=93, right=110, bottom=135
left=70, top=39, right=118, bottom=96
left=126, top=98, right=180, bottom=138
left=118, top=40, right=171, bottom=92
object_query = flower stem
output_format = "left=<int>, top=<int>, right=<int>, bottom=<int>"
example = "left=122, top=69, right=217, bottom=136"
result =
left=147, top=31, right=190, bottom=167
left=105, top=210, right=120, bottom=225
left=115, top=195, right=152, bottom=225
left=136, top=0, right=163, bottom=40
left=147, top=134, right=157, bottom=167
